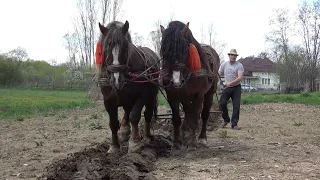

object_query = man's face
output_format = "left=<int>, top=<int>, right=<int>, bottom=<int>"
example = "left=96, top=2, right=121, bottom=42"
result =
left=229, top=54, right=237, bottom=62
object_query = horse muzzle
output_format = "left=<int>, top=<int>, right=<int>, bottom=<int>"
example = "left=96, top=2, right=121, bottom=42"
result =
left=171, top=79, right=185, bottom=88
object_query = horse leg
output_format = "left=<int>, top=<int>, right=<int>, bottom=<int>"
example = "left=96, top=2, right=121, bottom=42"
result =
left=186, top=94, right=204, bottom=151
left=119, top=106, right=132, bottom=142
left=104, top=98, right=120, bottom=153
left=143, top=90, right=157, bottom=142
left=128, top=95, right=147, bottom=153
left=198, top=86, right=215, bottom=146
left=180, top=101, right=191, bottom=146
left=167, top=92, right=183, bottom=154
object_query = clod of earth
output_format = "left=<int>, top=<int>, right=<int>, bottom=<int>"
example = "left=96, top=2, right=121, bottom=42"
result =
left=42, top=135, right=172, bottom=180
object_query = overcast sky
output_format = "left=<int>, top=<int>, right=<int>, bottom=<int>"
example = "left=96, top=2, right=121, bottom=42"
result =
left=0, top=0, right=309, bottom=64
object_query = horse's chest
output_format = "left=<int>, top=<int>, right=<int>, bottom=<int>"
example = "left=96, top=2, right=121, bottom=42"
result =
left=186, top=77, right=210, bottom=91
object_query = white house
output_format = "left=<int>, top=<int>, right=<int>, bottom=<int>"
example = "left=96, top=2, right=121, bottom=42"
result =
left=238, top=57, right=279, bottom=90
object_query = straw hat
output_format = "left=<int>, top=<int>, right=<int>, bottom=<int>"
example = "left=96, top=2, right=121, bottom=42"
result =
left=228, top=49, right=238, bottom=56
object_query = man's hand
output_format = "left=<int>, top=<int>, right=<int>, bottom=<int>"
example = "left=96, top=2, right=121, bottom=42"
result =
left=225, top=82, right=232, bottom=87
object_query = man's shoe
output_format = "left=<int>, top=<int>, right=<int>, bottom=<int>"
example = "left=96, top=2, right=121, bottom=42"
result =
left=232, top=126, right=241, bottom=130
left=221, top=122, right=228, bottom=128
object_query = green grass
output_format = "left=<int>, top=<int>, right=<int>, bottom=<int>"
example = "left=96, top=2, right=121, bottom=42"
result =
left=2, top=88, right=319, bottom=120
left=157, top=91, right=320, bottom=106
left=241, top=92, right=320, bottom=105
left=0, top=88, right=95, bottom=120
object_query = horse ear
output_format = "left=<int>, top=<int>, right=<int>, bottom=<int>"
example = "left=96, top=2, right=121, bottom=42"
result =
left=181, top=22, right=190, bottom=37
left=160, top=25, right=165, bottom=34
left=122, top=20, right=129, bottom=35
left=99, top=22, right=108, bottom=36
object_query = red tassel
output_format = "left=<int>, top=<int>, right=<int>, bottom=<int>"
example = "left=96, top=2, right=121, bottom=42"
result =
left=95, top=41, right=103, bottom=65
left=188, top=43, right=201, bottom=72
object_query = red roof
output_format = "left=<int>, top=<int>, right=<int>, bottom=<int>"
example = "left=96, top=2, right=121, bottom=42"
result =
left=238, top=57, right=277, bottom=73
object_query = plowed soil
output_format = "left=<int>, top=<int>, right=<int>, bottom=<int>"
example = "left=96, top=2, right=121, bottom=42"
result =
left=1, top=103, right=320, bottom=180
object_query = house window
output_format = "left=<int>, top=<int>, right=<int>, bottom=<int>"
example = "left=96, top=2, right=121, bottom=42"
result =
left=261, top=78, right=270, bottom=85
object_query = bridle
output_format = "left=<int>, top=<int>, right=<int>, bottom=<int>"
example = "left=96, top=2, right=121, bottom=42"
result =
left=98, top=43, right=168, bottom=90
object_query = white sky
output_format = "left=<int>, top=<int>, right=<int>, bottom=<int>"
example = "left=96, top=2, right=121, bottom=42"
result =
left=0, top=0, right=309, bottom=64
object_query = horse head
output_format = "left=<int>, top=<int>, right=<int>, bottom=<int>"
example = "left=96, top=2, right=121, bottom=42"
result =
left=159, top=21, right=192, bottom=88
left=99, top=20, right=132, bottom=89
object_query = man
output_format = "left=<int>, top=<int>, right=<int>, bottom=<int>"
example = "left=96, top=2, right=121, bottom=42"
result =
left=218, top=49, right=244, bottom=130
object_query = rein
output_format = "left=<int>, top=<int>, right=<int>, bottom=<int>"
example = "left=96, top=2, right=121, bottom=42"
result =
left=100, top=43, right=167, bottom=88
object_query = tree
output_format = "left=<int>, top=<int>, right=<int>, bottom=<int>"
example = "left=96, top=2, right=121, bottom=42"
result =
left=149, top=19, right=162, bottom=55
left=5, top=46, right=28, bottom=61
left=131, top=32, right=145, bottom=46
left=148, top=12, right=176, bottom=56
left=200, top=21, right=227, bottom=61
left=72, top=0, right=98, bottom=68
left=64, top=0, right=124, bottom=69
left=257, top=52, right=269, bottom=59
left=200, top=23, right=206, bottom=43
left=0, top=55, right=23, bottom=86
left=100, top=0, right=123, bottom=24
left=63, top=32, right=79, bottom=68
left=266, top=8, right=294, bottom=88
left=297, top=0, right=320, bottom=91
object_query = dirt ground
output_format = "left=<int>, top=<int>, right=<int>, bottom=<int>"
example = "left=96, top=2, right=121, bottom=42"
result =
left=1, top=102, right=320, bottom=180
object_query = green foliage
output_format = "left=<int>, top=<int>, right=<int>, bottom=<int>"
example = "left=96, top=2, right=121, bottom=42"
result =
left=0, top=49, right=94, bottom=90
left=0, top=88, right=95, bottom=120
left=0, top=55, right=23, bottom=86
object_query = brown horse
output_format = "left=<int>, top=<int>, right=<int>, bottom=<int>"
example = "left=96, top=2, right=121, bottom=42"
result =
left=98, top=20, right=160, bottom=153
left=160, top=21, right=220, bottom=153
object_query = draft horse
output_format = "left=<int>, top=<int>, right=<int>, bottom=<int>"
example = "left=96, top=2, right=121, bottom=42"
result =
left=160, top=21, right=220, bottom=153
left=98, top=20, right=160, bottom=153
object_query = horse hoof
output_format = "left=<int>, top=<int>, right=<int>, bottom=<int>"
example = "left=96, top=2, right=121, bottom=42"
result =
left=198, top=139, right=208, bottom=147
left=107, top=145, right=120, bottom=154
left=128, top=141, right=143, bottom=153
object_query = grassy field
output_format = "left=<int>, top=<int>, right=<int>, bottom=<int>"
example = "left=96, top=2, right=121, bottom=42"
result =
left=1, top=88, right=319, bottom=120
left=241, top=91, right=320, bottom=105
left=157, top=91, right=320, bottom=106
left=0, top=88, right=94, bottom=120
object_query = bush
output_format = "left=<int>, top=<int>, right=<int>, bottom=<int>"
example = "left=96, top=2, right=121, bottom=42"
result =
left=0, top=56, right=23, bottom=86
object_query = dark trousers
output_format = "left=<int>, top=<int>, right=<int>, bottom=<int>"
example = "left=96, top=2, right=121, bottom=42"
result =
left=220, top=84, right=241, bottom=127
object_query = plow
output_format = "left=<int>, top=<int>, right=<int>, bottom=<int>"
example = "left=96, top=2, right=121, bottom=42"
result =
left=154, top=110, right=222, bottom=120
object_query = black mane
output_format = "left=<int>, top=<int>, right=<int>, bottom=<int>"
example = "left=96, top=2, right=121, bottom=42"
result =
left=160, top=21, right=204, bottom=65
left=102, top=21, right=132, bottom=64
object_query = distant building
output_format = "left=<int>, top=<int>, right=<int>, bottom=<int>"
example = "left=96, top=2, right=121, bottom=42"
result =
left=238, top=57, right=279, bottom=90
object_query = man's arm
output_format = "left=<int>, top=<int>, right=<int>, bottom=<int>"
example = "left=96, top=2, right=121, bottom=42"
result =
left=227, top=71, right=243, bottom=87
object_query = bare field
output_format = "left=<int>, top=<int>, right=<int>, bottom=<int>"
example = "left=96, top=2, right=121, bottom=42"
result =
left=1, top=102, right=320, bottom=180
